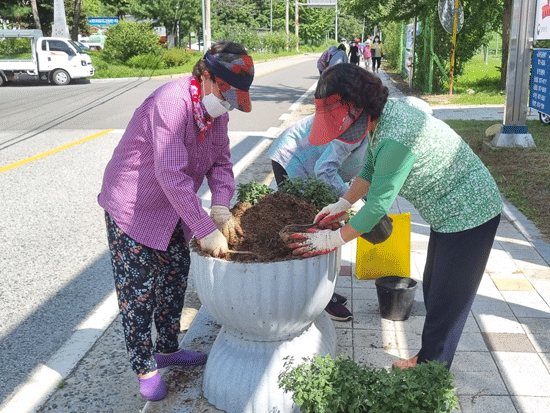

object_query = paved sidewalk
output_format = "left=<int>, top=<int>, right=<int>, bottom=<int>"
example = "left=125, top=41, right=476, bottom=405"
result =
left=141, top=68, right=550, bottom=413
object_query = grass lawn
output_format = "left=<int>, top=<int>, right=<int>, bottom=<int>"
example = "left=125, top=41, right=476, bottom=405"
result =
left=450, top=54, right=505, bottom=105
left=448, top=120, right=550, bottom=241
left=388, top=53, right=507, bottom=106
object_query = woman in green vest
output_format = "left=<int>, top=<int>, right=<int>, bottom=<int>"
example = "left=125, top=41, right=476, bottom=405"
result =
left=288, top=63, right=502, bottom=369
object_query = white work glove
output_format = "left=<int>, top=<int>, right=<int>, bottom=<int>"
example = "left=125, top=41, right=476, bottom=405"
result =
left=210, top=205, right=232, bottom=228
left=350, top=199, right=365, bottom=215
left=210, top=205, right=243, bottom=241
left=314, top=197, right=352, bottom=227
left=198, top=229, right=228, bottom=257
left=288, top=227, right=346, bottom=258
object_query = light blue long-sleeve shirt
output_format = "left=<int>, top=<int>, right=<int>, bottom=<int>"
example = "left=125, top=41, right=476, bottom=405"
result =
left=267, top=114, right=370, bottom=196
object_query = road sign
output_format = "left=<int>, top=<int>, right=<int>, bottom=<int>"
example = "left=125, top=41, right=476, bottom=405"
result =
left=87, top=17, right=119, bottom=26
left=529, top=48, right=550, bottom=117
left=438, top=0, right=464, bottom=34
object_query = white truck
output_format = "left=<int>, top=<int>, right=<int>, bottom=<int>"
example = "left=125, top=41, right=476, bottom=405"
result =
left=0, top=29, right=95, bottom=86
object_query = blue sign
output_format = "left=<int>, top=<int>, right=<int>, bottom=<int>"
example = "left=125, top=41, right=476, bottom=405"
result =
left=530, top=48, right=550, bottom=117
left=87, top=17, right=119, bottom=26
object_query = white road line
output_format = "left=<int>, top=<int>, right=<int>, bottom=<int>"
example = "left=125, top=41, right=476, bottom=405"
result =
left=200, top=136, right=274, bottom=207
left=289, top=81, right=317, bottom=111
left=0, top=292, right=118, bottom=413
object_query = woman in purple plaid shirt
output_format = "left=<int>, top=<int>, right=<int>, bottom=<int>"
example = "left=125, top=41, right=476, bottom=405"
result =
left=98, top=41, right=254, bottom=401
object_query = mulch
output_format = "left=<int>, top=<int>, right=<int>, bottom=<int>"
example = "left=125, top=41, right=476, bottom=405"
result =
left=225, top=192, right=318, bottom=262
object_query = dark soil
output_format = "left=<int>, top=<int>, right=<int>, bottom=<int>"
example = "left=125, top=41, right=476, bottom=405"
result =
left=192, top=192, right=318, bottom=263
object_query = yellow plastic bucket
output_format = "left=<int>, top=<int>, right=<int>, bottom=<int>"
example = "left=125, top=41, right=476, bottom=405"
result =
left=355, top=213, right=411, bottom=279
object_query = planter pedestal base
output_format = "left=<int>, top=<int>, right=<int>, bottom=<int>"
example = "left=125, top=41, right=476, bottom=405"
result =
left=203, top=311, right=337, bottom=413
left=192, top=250, right=340, bottom=413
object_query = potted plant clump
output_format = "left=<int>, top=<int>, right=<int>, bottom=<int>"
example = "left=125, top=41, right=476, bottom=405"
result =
left=278, top=354, right=459, bottom=413
left=192, top=177, right=341, bottom=413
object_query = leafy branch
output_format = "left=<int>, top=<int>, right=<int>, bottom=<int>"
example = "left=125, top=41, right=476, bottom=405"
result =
left=279, top=354, right=459, bottom=413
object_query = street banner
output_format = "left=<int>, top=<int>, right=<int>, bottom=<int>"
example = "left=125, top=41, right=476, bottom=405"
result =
left=529, top=49, right=550, bottom=116
left=87, top=17, right=119, bottom=26
left=534, top=0, right=550, bottom=40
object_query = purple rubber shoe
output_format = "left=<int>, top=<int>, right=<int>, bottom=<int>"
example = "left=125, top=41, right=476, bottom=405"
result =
left=138, top=371, right=167, bottom=401
left=154, top=349, right=208, bottom=369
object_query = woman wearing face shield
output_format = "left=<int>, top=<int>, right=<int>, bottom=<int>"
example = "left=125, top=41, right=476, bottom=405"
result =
left=288, top=63, right=502, bottom=371
left=97, top=41, right=254, bottom=401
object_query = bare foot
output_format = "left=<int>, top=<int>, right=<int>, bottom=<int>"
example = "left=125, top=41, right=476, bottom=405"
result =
left=392, top=355, right=418, bottom=370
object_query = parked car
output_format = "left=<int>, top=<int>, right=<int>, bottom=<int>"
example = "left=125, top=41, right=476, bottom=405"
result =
left=76, top=41, right=90, bottom=50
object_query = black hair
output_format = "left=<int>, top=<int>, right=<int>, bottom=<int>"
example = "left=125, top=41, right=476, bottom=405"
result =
left=337, top=44, right=346, bottom=51
left=192, top=41, right=248, bottom=81
left=316, top=63, right=389, bottom=120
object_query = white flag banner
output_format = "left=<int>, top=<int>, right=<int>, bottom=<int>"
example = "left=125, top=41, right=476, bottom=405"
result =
left=534, top=0, right=550, bottom=40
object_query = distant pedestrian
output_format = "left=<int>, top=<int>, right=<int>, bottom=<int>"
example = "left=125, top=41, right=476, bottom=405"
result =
left=371, top=35, right=385, bottom=73
left=362, top=42, right=372, bottom=70
left=348, top=40, right=360, bottom=65
left=317, top=45, right=338, bottom=75
left=328, top=44, right=348, bottom=66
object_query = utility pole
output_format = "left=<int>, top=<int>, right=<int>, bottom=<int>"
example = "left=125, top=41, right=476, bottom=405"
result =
left=286, top=0, right=289, bottom=35
left=492, top=0, right=537, bottom=147
left=286, top=0, right=289, bottom=49
left=205, top=0, right=211, bottom=49
left=295, top=0, right=299, bottom=51
left=201, top=0, right=211, bottom=51
left=335, top=1, right=338, bottom=42
left=448, top=0, right=459, bottom=94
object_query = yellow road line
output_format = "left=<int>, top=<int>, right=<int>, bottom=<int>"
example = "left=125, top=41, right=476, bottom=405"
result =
left=0, top=129, right=114, bottom=174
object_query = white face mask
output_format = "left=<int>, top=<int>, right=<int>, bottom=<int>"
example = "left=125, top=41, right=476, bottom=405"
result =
left=202, top=93, right=232, bottom=118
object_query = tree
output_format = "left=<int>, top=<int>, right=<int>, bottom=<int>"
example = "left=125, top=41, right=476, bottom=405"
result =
left=0, top=1, right=32, bottom=28
left=72, top=0, right=82, bottom=40
left=31, top=0, right=41, bottom=29
left=99, top=0, right=132, bottom=20
left=130, top=0, right=202, bottom=47
left=347, top=0, right=506, bottom=92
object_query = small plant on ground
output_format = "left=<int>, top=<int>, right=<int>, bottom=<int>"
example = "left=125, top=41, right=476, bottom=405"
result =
left=278, top=354, right=459, bottom=413
left=126, top=53, right=166, bottom=70
left=278, top=176, right=339, bottom=210
left=236, top=181, right=273, bottom=204
left=163, top=48, right=195, bottom=67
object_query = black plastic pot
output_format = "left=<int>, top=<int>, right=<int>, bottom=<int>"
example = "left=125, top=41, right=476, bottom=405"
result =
left=375, top=276, right=418, bottom=321
left=360, top=214, right=393, bottom=244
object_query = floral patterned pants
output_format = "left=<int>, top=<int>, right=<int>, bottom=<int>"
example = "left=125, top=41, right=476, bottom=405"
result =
left=104, top=212, right=190, bottom=375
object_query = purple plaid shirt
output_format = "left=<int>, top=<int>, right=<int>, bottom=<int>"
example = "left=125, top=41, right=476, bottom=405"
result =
left=98, top=76, right=235, bottom=251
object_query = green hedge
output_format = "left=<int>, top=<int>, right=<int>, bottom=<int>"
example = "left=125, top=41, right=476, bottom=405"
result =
left=102, top=21, right=162, bottom=64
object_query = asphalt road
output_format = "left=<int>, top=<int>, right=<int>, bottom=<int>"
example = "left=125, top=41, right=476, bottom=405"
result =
left=0, top=54, right=319, bottom=411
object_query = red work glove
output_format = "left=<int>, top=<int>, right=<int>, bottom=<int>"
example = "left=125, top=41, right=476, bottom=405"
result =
left=314, top=197, right=352, bottom=228
left=288, top=227, right=346, bottom=258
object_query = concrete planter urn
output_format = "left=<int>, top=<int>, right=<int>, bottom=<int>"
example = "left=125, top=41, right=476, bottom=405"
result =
left=192, top=249, right=340, bottom=413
